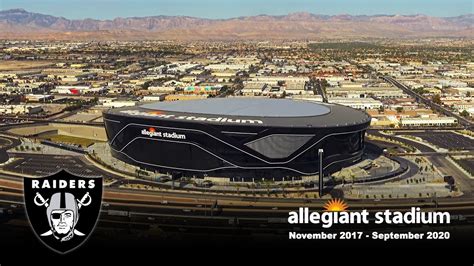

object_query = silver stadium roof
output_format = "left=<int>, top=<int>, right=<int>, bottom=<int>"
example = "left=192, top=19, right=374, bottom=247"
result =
left=106, top=98, right=371, bottom=128
left=141, top=98, right=330, bottom=117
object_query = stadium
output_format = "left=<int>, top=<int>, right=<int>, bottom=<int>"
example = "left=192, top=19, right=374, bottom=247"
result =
left=103, top=98, right=371, bottom=180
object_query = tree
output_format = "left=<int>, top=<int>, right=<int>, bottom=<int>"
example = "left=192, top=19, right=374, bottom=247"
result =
left=378, top=105, right=385, bottom=113
left=141, top=81, right=151, bottom=90
left=460, top=110, right=470, bottom=118
left=413, top=88, right=426, bottom=95
left=432, top=94, right=442, bottom=105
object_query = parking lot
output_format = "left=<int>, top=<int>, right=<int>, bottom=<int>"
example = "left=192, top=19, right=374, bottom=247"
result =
left=456, top=158, right=474, bottom=175
left=4, top=153, right=105, bottom=177
left=407, top=132, right=474, bottom=150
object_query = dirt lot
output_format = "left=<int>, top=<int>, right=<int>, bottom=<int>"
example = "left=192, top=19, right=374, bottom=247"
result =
left=47, top=134, right=100, bottom=147
left=8, top=125, right=56, bottom=136
left=0, top=60, right=56, bottom=71
left=8, top=123, right=107, bottom=141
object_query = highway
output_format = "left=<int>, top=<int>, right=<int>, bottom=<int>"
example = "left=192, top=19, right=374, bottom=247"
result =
left=2, top=175, right=474, bottom=212
left=1, top=116, right=103, bottom=127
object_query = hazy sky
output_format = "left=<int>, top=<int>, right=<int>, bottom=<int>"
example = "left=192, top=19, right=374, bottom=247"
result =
left=1, top=0, right=472, bottom=19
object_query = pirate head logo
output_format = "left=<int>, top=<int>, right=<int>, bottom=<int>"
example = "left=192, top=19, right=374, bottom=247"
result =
left=24, top=170, right=102, bottom=254
left=37, top=191, right=91, bottom=241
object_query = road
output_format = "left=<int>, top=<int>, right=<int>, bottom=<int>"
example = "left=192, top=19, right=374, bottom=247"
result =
left=382, top=76, right=473, bottom=128
left=1, top=117, right=102, bottom=127
left=312, top=78, right=328, bottom=102
left=368, top=130, right=436, bottom=153
left=430, top=155, right=474, bottom=197
left=369, top=130, right=474, bottom=196
left=2, top=173, right=474, bottom=212
left=0, top=135, right=20, bottom=164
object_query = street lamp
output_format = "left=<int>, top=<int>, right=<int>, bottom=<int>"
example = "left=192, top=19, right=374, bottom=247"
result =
left=318, top=148, right=324, bottom=197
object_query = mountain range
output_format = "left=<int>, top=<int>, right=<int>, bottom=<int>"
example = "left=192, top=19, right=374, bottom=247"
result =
left=0, top=8, right=472, bottom=40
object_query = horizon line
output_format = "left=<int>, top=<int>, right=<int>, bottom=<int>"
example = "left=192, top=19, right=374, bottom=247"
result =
left=1, top=8, right=472, bottom=21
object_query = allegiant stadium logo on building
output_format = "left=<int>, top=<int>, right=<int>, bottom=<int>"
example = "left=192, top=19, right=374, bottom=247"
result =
left=121, top=110, right=263, bottom=124
left=141, top=127, right=187, bottom=140
left=141, top=127, right=160, bottom=137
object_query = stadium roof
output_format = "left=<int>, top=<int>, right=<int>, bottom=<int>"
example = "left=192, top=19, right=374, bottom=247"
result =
left=141, top=98, right=330, bottom=117
left=107, top=98, right=371, bottom=128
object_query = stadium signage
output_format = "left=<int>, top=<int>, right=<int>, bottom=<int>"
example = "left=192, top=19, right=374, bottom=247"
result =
left=121, top=110, right=263, bottom=124
left=141, top=128, right=186, bottom=140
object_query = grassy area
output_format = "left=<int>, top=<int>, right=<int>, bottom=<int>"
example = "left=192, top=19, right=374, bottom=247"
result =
left=457, top=130, right=474, bottom=137
left=47, top=135, right=100, bottom=148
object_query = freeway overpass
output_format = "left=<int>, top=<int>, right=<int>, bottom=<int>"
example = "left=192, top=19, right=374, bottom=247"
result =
left=0, top=117, right=103, bottom=128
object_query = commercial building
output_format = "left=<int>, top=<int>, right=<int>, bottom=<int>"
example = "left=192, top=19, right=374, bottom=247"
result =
left=400, top=116, right=458, bottom=127
left=328, top=97, right=383, bottom=110
left=0, top=104, right=43, bottom=115
left=326, top=86, right=407, bottom=99
left=25, top=94, right=54, bottom=102
left=52, top=86, right=106, bottom=95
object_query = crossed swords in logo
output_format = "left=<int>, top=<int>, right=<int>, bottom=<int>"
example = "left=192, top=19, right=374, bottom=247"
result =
left=34, top=192, right=92, bottom=237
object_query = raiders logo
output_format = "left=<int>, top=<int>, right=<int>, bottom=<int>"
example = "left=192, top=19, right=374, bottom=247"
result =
left=24, top=169, right=103, bottom=254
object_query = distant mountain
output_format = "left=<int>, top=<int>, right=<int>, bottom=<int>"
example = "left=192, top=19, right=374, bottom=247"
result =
left=0, top=9, right=472, bottom=40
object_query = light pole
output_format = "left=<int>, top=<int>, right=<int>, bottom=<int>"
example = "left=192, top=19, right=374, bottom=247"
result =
left=318, top=148, right=324, bottom=198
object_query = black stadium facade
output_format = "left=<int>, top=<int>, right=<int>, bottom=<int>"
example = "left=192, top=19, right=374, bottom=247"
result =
left=103, top=98, right=371, bottom=180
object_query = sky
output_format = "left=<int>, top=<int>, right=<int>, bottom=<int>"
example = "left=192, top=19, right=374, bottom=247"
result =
left=0, top=0, right=472, bottom=19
